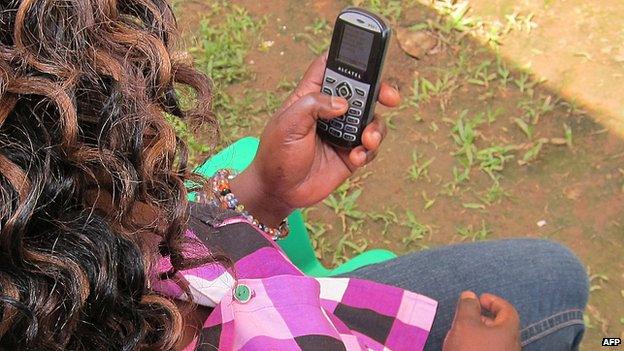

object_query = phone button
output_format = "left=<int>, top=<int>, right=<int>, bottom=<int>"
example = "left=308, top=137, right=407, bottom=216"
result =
left=325, top=77, right=336, bottom=84
left=355, top=88, right=366, bottom=96
left=336, top=82, right=353, bottom=100
left=336, top=115, right=346, bottom=122
left=348, top=108, right=362, bottom=116
left=346, top=116, right=360, bottom=125
left=329, top=119, right=344, bottom=129
left=329, top=128, right=343, bottom=138
left=344, top=124, right=358, bottom=133
left=352, top=99, right=364, bottom=108
left=330, top=120, right=344, bottom=129
left=317, top=120, right=329, bottom=131
left=343, top=133, right=356, bottom=142
left=322, top=87, right=333, bottom=95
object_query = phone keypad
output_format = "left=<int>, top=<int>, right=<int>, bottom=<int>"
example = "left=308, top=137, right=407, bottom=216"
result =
left=318, top=68, right=370, bottom=143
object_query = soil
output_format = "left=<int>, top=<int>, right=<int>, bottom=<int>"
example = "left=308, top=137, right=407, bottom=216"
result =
left=175, top=0, right=624, bottom=347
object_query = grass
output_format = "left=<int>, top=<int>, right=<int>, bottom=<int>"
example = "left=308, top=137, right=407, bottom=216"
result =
left=478, top=183, right=510, bottom=205
left=496, top=57, right=512, bottom=86
left=518, top=95, right=556, bottom=124
left=407, top=151, right=435, bottom=182
left=332, top=228, right=369, bottom=266
left=476, top=144, right=515, bottom=181
left=441, top=166, right=471, bottom=196
left=521, top=141, right=544, bottom=165
left=408, top=72, right=458, bottom=111
left=323, top=180, right=366, bottom=233
left=450, top=110, right=484, bottom=167
left=563, top=123, right=573, bottom=147
left=401, top=210, right=431, bottom=247
left=294, top=18, right=331, bottom=55
left=421, top=191, right=436, bottom=210
left=351, top=0, right=417, bottom=22
left=486, top=106, right=505, bottom=123
left=426, top=0, right=536, bottom=49
left=164, top=113, right=212, bottom=161
left=467, top=59, right=497, bottom=87
left=368, top=208, right=399, bottom=236
left=178, top=2, right=266, bottom=148
left=589, top=271, right=609, bottom=293
left=462, top=202, right=486, bottom=210
left=191, top=11, right=259, bottom=84
left=514, top=117, right=534, bottom=140
left=456, top=221, right=491, bottom=241
left=302, top=208, right=330, bottom=260
left=429, top=0, right=477, bottom=34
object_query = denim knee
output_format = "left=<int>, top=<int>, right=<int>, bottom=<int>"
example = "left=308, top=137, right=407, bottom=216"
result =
left=511, top=239, right=588, bottom=350
left=518, top=239, right=589, bottom=308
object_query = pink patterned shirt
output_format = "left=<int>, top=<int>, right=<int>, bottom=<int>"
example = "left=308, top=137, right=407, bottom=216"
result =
left=153, top=203, right=437, bottom=350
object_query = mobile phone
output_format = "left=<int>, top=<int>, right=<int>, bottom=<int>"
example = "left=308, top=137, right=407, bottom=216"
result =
left=317, top=7, right=391, bottom=148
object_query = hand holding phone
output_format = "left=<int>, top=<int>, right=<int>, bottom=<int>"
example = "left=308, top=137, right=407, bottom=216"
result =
left=230, top=53, right=399, bottom=225
left=317, top=7, right=392, bottom=148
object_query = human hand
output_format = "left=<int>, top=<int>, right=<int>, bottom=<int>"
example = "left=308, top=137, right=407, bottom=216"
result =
left=230, top=54, right=400, bottom=225
left=443, top=291, right=521, bottom=351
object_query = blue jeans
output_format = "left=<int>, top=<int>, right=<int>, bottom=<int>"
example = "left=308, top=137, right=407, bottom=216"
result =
left=344, top=239, right=588, bottom=351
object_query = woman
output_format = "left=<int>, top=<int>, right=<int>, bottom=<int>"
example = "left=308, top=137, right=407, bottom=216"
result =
left=0, top=1, right=588, bottom=350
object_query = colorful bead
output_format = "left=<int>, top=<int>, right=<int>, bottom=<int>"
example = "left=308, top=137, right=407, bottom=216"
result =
left=207, top=168, right=289, bottom=240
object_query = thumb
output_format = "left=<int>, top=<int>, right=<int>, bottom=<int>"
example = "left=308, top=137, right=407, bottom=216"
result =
left=452, top=291, right=483, bottom=326
left=275, top=92, right=348, bottom=137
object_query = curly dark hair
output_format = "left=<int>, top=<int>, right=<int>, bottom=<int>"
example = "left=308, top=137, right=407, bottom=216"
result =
left=0, top=0, right=218, bottom=349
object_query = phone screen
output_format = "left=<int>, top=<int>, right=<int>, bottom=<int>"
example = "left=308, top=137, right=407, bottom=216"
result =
left=337, top=24, right=374, bottom=71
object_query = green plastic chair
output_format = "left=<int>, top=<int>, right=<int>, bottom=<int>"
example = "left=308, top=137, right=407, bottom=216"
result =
left=189, top=137, right=397, bottom=277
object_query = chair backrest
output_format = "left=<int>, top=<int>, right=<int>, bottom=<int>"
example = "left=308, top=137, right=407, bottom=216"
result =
left=190, top=137, right=328, bottom=275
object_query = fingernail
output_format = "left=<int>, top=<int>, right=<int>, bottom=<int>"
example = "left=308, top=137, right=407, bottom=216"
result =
left=461, top=291, right=478, bottom=300
left=357, top=151, right=367, bottom=163
left=331, top=96, right=347, bottom=110
left=372, top=131, right=382, bottom=143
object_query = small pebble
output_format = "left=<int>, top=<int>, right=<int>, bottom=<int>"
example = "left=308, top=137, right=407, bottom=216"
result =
left=537, top=220, right=547, bottom=228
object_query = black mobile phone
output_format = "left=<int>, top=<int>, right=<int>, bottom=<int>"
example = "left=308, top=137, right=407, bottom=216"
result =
left=317, top=7, right=391, bottom=148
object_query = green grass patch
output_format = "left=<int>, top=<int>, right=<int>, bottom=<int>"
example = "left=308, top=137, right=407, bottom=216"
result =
left=170, top=2, right=266, bottom=153
left=456, top=221, right=491, bottom=241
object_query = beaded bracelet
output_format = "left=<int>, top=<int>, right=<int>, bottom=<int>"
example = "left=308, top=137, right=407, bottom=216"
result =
left=207, top=169, right=289, bottom=241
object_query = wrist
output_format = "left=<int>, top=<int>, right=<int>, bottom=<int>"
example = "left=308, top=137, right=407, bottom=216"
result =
left=229, top=165, right=293, bottom=227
